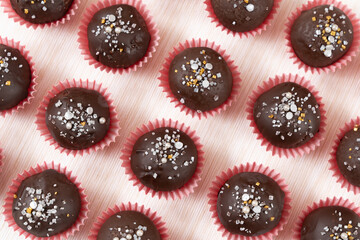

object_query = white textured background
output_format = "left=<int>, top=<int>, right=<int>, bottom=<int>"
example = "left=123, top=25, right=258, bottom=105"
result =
left=1, top=0, right=360, bottom=239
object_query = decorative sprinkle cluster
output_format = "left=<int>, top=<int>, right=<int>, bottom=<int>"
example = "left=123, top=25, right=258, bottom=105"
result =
left=141, top=128, right=195, bottom=180
left=0, top=47, right=23, bottom=92
left=219, top=181, right=276, bottom=235
left=23, top=0, right=49, bottom=20
left=109, top=215, right=147, bottom=240
left=231, top=0, right=256, bottom=25
left=13, top=185, right=70, bottom=237
left=343, top=125, right=360, bottom=172
left=173, top=49, right=223, bottom=103
left=310, top=4, right=352, bottom=58
left=47, top=99, right=107, bottom=141
left=91, top=7, right=142, bottom=57
left=320, top=209, right=360, bottom=239
left=256, top=87, right=320, bottom=141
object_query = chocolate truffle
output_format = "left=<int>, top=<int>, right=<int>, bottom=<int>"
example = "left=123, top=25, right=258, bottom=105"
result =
left=290, top=4, right=353, bottom=68
left=336, top=125, right=360, bottom=187
left=301, top=206, right=360, bottom=240
left=169, top=47, right=233, bottom=112
left=131, top=127, right=198, bottom=192
left=97, top=210, right=161, bottom=240
left=253, top=82, right=321, bottom=149
left=45, top=87, right=110, bottom=150
left=217, top=172, right=285, bottom=236
left=0, top=44, right=31, bottom=111
left=87, top=4, right=151, bottom=68
left=210, top=0, right=274, bottom=32
left=12, top=169, right=81, bottom=237
left=10, top=0, right=74, bottom=24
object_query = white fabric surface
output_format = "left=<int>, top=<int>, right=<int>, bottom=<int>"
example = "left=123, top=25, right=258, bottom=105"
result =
left=1, top=0, right=360, bottom=239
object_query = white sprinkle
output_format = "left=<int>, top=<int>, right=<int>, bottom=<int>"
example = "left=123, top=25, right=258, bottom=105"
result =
left=161, top=158, right=167, bottom=164
left=242, top=206, right=250, bottom=214
left=136, top=229, right=144, bottom=237
left=283, top=104, right=290, bottom=111
left=253, top=206, right=261, bottom=214
left=86, top=107, right=93, bottom=115
left=126, top=234, right=132, bottom=239
left=174, top=141, right=184, bottom=149
left=191, top=64, right=198, bottom=70
left=29, top=201, right=37, bottom=209
left=242, top=194, right=250, bottom=201
left=246, top=4, right=255, bottom=12
left=196, top=75, right=202, bottom=81
left=99, top=117, right=106, bottom=124
left=108, top=14, right=116, bottom=22
left=35, top=211, right=42, bottom=217
left=115, top=27, right=121, bottom=34
left=332, top=24, right=339, bottom=31
left=290, top=104, right=297, bottom=112
left=286, top=112, right=293, bottom=120
left=64, top=111, right=74, bottom=120
left=105, top=26, right=112, bottom=33
left=66, top=122, right=72, bottom=130
left=324, top=49, right=332, bottom=58
left=205, top=63, right=213, bottom=70
left=252, top=200, right=258, bottom=206
left=325, top=27, right=331, bottom=33
left=285, top=92, right=292, bottom=99
left=202, top=80, right=209, bottom=88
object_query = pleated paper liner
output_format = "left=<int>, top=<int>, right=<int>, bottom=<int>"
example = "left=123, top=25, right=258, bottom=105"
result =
left=3, top=161, right=89, bottom=240
left=293, top=197, right=360, bottom=239
left=1, top=0, right=80, bottom=29
left=329, top=117, right=360, bottom=194
left=0, top=37, right=37, bottom=118
left=285, top=0, right=360, bottom=74
left=88, top=202, right=169, bottom=240
left=204, top=0, right=282, bottom=38
left=158, top=38, right=242, bottom=119
left=77, top=0, right=160, bottom=74
left=207, top=162, right=291, bottom=240
left=246, top=74, right=327, bottom=158
left=120, top=119, right=204, bottom=200
left=35, top=79, right=120, bottom=156
left=0, top=145, right=3, bottom=173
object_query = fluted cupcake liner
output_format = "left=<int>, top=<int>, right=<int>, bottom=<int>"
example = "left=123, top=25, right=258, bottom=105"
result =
left=0, top=37, right=37, bottom=118
left=77, top=0, right=160, bottom=74
left=35, top=79, right=120, bottom=156
left=246, top=74, right=327, bottom=158
left=120, top=118, right=205, bottom=200
left=329, top=117, right=360, bottom=194
left=3, top=161, right=89, bottom=240
left=204, top=0, right=282, bottom=38
left=293, top=197, right=360, bottom=239
left=1, top=0, right=80, bottom=29
left=285, top=0, right=360, bottom=74
left=88, top=202, right=169, bottom=240
left=158, top=38, right=242, bottom=119
left=0, top=145, right=3, bottom=173
left=208, top=162, right=291, bottom=240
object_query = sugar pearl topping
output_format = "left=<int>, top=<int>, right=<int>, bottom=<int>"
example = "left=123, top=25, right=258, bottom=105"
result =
left=218, top=181, right=277, bottom=235
left=230, top=0, right=270, bottom=25
left=91, top=6, right=143, bottom=57
left=255, top=85, right=320, bottom=142
left=47, top=98, right=107, bottom=140
left=109, top=216, right=148, bottom=240
left=173, top=49, right=223, bottom=103
left=309, top=5, right=352, bottom=58
left=21, top=0, right=50, bottom=19
left=0, top=47, right=23, bottom=92
left=140, top=128, right=195, bottom=180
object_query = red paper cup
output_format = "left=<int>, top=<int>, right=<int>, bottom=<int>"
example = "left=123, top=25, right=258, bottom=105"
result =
left=120, top=118, right=205, bottom=200
left=35, top=79, right=120, bottom=156
left=293, top=197, right=360, bottom=239
left=204, top=0, right=282, bottom=38
left=88, top=202, right=169, bottom=240
left=329, top=117, right=360, bottom=194
left=77, top=0, right=160, bottom=74
left=158, top=38, right=242, bottom=119
left=3, top=161, right=89, bottom=240
left=0, top=145, right=3, bottom=173
left=246, top=74, right=327, bottom=158
left=0, top=37, right=37, bottom=118
left=285, top=0, right=360, bottom=74
left=208, top=162, right=291, bottom=240
left=1, top=0, right=80, bottom=29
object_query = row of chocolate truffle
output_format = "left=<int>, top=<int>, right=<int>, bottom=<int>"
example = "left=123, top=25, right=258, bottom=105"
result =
left=3, top=160, right=360, bottom=239
left=2, top=0, right=359, bottom=75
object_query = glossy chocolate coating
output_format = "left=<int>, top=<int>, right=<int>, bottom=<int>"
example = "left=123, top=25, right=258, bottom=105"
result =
left=169, top=47, right=233, bottom=112
left=211, top=0, right=274, bottom=32
left=12, top=169, right=81, bottom=237
left=97, top=210, right=161, bottom=240
left=0, top=44, right=31, bottom=111
left=336, top=126, right=360, bottom=187
left=217, top=172, right=285, bottom=236
left=291, top=5, right=353, bottom=68
left=10, top=0, right=74, bottom=24
left=253, top=82, right=321, bottom=149
left=87, top=4, right=151, bottom=68
left=45, top=87, right=110, bottom=150
left=131, top=127, right=198, bottom=192
left=301, top=206, right=360, bottom=240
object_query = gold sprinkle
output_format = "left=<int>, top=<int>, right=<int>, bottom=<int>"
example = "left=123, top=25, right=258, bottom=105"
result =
left=354, top=125, right=359, bottom=131
left=54, top=192, right=58, bottom=195
left=13, top=194, right=17, bottom=199
left=212, top=75, right=217, bottom=79
left=81, top=122, right=86, bottom=126
left=101, top=18, right=105, bottom=24
left=168, top=154, right=173, bottom=159
left=349, top=148, right=352, bottom=151
left=26, top=208, right=32, bottom=213
left=342, top=45, right=347, bottom=50
left=119, top=48, right=124, bottom=53
left=203, top=60, right=207, bottom=65
left=24, top=9, right=29, bottom=14
left=349, top=156, right=352, bottom=159
left=348, top=224, right=353, bottom=229
left=331, top=31, right=336, bottom=36
left=67, top=214, right=70, bottom=217
left=110, top=24, right=114, bottom=28
left=174, top=69, right=177, bottom=73
left=31, top=0, right=34, bottom=3
left=312, top=17, right=316, bottom=21
left=326, top=16, right=332, bottom=20
left=348, top=232, right=352, bottom=236
left=0, top=60, right=3, bottom=64
left=337, top=40, right=342, bottom=44
left=330, top=234, right=334, bottom=237
left=5, top=81, right=11, bottom=86
left=298, top=107, right=302, bottom=111
left=244, top=0, right=249, bottom=3
left=270, top=217, right=275, bottom=221
left=255, top=182, right=260, bottom=186
left=264, top=205, right=269, bottom=209
left=301, top=113, right=305, bottom=118
left=268, top=114, right=274, bottom=119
